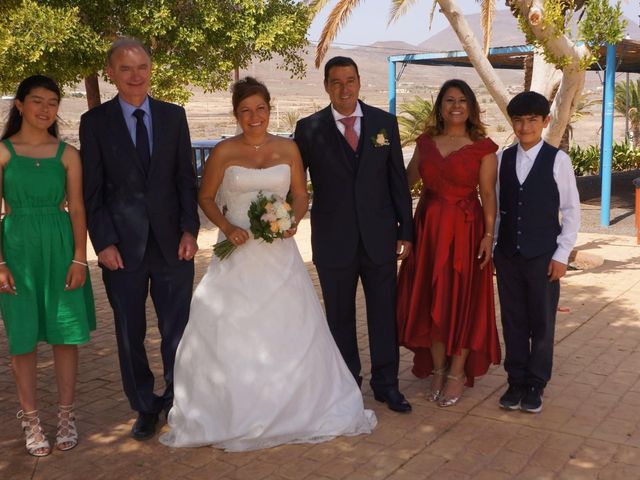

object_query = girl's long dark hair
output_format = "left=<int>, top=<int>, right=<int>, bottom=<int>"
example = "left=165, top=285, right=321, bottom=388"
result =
left=1, top=75, right=61, bottom=141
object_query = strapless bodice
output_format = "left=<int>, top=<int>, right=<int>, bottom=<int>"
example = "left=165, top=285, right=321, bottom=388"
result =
left=219, top=164, right=291, bottom=229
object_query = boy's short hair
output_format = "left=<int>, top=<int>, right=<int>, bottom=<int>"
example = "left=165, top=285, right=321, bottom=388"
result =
left=507, top=91, right=550, bottom=118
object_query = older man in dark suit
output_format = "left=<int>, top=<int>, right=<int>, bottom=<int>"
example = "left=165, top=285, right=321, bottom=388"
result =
left=80, top=38, right=199, bottom=439
left=294, top=56, right=413, bottom=413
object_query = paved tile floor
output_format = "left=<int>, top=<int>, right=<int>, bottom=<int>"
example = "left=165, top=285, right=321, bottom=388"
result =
left=1, top=219, right=640, bottom=479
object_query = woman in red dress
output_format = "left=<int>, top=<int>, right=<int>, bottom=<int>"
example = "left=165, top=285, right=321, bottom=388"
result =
left=397, top=79, right=501, bottom=407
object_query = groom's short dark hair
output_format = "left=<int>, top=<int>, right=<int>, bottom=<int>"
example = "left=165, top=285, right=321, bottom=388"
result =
left=324, top=56, right=360, bottom=82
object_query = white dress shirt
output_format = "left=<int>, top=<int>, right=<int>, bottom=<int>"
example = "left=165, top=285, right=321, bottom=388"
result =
left=495, top=140, right=580, bottom=264
left=331, top=102, right=363, bottom=139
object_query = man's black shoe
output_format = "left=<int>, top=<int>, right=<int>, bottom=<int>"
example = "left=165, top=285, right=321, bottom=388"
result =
left=131, top=412, right=159, bottom=440
left=520, top=386, right=544, bottom=413
left=373, top=388, right=412, bottom=413
left=499, top=384, right=526, bottom=410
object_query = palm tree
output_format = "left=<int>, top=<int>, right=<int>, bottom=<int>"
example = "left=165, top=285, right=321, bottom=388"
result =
left=310, top=0, right=497, bottom=68
left=559, top=92, right=600, bottom=151
left=397, top=96, right=433, bottom=147
left=614, top=80, right=640, bottom=147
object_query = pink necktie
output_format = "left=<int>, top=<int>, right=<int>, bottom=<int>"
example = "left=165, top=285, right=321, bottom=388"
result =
left=339, top=116, right=359, bottom=151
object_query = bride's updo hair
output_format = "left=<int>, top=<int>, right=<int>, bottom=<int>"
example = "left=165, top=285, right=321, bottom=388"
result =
left=232, top=77, right=271, bottom=117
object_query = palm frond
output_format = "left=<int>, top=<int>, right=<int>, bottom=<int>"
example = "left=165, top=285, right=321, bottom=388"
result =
left=315, top=0, right=362, bottom=68
left=570, top=93, right=600, bottom=122
left=398, top=96, right=433, bottom=146
left=615, top=80, right=640, bottom=123
left=428, top=0, right=438, bottom=30
left=480, top=0, right=496, bottom=56
left=307, top=0, right=334, bottom=15
left=388, top=0, right=419, bottom=26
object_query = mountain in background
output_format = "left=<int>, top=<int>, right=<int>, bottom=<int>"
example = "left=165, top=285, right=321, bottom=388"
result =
left=415, top=10, right=640, bottom=52
left=417, top=9, right=525, bottom=51
left=236, top=9, right=637, bottom=110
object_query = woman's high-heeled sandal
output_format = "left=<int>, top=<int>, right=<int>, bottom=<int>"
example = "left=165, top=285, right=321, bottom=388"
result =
left=17, top=410, right=51, bottom=457
left=438, top=372, right=467, bottom=407
left=56, top=404, right=78, bottom=451
left=426, top=366, right=448, bottom=402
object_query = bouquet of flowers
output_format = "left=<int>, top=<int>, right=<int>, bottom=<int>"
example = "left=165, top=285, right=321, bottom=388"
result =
left=213, top=191, right=295, bottom=260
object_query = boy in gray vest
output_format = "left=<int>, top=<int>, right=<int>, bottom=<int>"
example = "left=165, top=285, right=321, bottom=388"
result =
left=494, top=91, right=580, bottom=413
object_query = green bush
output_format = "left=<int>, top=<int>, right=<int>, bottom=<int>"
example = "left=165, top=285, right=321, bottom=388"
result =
left=569, top=142, right=640, bottom=176
left=613, top=142, right=640, bottom=170
left=569, top=144, right=600, bottom=176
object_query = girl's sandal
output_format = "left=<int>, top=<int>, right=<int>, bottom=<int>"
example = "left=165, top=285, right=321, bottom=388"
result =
left=56, top=404, right=78, bottom=451
left=17, top=410, right=51, bottom=457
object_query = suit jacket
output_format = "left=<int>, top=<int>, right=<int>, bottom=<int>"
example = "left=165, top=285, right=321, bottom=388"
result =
left=80, top=96, right=200, bottom=271
left=294, top=101, right=413, bottom=268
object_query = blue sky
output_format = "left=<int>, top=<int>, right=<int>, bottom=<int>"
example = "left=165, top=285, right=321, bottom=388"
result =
left=308, top=0, right=639, bottom=48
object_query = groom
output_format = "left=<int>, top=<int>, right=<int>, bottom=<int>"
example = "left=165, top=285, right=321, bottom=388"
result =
left=295, top=56, right=414, bottom=412
left=80, top=37, right=200, bottom=439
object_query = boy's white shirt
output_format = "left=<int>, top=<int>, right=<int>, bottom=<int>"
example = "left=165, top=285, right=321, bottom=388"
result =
left=494, top=139, right=581, bottom=265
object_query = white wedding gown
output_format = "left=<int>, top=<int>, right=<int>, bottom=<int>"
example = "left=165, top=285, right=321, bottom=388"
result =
left=160, top=164, right=376, bottom=451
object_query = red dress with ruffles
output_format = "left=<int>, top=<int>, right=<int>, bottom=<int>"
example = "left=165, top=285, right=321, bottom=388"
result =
left=396, top=134, right=501, bottom=386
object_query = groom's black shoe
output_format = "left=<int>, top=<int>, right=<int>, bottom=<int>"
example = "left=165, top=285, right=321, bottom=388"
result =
left=131, top=412, right=159, bottom=440
left=373, top=389, right=412, bottom=413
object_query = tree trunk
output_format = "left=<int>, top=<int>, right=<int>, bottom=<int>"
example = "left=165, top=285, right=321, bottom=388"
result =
left=544, top=67, right=585, bottom=147
left=523, top=55, right=533, bottom=91
left=512, top=0, right=591, bottom=147
left=558, top=126, right=571, bottom=152
left=84, top=73, right=101, bottom=110
left=436, top=0, right=510, bottom=120
left=530, top=50, right=561, bottom=99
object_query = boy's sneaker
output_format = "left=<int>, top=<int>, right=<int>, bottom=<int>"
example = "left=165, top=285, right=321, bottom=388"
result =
left=499, top=384, right=526, bottom=410
left=520, top=386, right=544, bottom=413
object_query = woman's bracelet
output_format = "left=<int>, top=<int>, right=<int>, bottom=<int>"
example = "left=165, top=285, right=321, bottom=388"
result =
left=485, top=233, right=494, bottom=238
left=72, top=260, right=88, bottom=267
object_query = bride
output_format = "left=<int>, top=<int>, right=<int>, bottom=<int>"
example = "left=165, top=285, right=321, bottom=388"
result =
left=159, top=77, right=376, bottom=451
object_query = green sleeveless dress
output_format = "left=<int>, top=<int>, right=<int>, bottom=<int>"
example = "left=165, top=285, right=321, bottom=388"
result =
left=0, top=139, right=95, bottom=355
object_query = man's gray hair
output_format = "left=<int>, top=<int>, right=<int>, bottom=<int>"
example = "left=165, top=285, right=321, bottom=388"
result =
left=107, top=37, right=151, bottom=65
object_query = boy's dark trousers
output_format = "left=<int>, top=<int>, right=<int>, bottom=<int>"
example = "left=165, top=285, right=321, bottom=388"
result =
left=494, top=248, right=560, bottom=389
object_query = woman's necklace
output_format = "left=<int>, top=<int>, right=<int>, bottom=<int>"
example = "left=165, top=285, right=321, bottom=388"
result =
left=243, top=137, right=268, bottom=151
left=445, top=132, right=467, bottom=140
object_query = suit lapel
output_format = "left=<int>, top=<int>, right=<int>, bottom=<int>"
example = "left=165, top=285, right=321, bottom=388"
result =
left=148, top=97, right=162, bottom=178
left=106, top=98, right=147, bottom=177
left=357, top=101, right=375, bottom=173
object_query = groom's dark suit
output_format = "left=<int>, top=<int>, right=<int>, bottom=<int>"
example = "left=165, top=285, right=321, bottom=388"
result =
left=295, top=100, right=413, bottom=394
left=80, top=96, right=199, bottom=416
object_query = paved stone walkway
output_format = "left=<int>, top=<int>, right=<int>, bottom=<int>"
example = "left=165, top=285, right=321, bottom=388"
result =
left=1, top=219, right=640, bottom=479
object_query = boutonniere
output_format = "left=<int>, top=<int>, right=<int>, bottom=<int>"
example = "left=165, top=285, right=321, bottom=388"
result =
left=371, top=129, right=390, bottom=147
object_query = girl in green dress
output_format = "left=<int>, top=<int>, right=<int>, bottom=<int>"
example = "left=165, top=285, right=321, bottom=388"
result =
left=0, top=75, right=96, bottom=457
